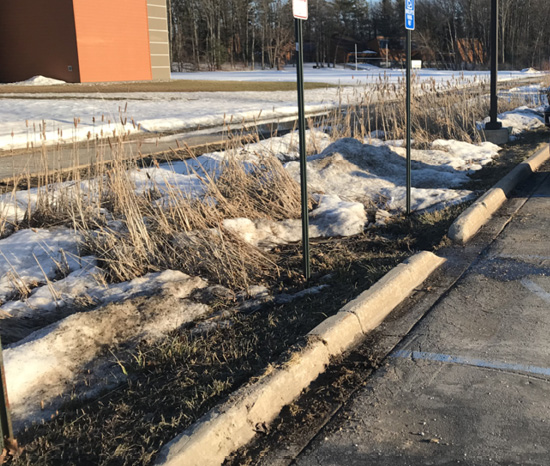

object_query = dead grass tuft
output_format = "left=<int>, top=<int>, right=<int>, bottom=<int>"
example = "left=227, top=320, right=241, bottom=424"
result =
left=211, top=154, right=305, bottom=221
left=325, top=76, right=533, bottom=145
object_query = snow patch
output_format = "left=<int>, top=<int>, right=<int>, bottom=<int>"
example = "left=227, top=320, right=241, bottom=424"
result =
left=285, top=138, right=483, bottom=211
left=484, top=106, right=546, bottom=134
left=223, top=194, right=367, bottom=249
left=9, top=75, right=66, bottom=86
left=0, top=228, right=83, bottom=303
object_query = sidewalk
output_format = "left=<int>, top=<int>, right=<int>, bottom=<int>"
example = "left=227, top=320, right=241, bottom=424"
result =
left=295, top=169, right=550, bottom=465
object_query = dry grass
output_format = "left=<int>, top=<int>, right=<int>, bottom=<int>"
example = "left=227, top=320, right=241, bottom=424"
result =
left=324, top=75, right=537, bottom=145
left=210, top=154, right=305, bottom=221
left=7, top=138, right=305, bottom=291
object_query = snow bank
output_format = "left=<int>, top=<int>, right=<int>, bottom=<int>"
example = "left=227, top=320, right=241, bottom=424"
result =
left=481, top=106, right=546, bottom=135
left=507, top=84, right=545, bottom=93
left=284, top=137, right=492, bottom=211
left=130, top=166, right=207, bottom=198
left=0, top=179, right=100, bottom=223
left=429, top=140, right=501, bottom=171
left=0, top=257, right=98, bottom=318
left=7, top=75, right=66, bottom=86
left=231, top=129, right=332, bottom=162
left=0, top=262, right=212, bottom=321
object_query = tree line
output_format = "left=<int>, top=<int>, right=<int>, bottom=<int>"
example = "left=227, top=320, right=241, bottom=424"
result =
left=168, top=0, right=550, bottom=71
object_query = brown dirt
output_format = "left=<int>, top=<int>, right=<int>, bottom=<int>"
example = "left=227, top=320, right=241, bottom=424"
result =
left=0, top=80, right=331, bottom=95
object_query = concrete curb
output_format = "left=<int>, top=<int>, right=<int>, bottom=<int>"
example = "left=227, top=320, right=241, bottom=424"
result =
left=154, top=251, right=446, bottom=466
left=449, top=143, right=550, bottom=244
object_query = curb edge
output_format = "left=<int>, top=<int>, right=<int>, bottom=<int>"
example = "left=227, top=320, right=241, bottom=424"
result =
left=449, top=143, right=550, bottom=244
left=154, top=251, right=446, bottom=466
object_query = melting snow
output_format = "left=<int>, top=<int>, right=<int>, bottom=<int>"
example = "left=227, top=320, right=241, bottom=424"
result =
left=5, top=271, right=209, bottom=430
left=6, top=75, right=66, bottom=86
left=284, top=137, right=492, bottom=211
left=223, top=194, right=367, bottom=249
left=0, top=228, right=83, bottom=303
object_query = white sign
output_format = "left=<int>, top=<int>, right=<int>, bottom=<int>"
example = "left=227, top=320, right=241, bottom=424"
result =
left=405, top=0, right=415, bottom=30
left=293, top=0, right=308, bottom=20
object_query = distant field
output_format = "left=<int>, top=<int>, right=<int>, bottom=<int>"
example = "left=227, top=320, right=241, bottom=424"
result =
left=0, top=80, right=333, bottom=94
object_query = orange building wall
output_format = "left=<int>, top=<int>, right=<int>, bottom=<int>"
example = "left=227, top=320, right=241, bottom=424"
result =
left=0, top=0, right=80, bottom=83
left=72, top=0, right=152, bottom=83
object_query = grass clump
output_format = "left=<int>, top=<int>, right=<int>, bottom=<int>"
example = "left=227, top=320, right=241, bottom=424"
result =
left=83, top=156, right=301, bottom=289
left=8, top=141, right=304, bottom=290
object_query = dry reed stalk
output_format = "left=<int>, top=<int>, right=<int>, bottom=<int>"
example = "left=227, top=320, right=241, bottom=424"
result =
left=210, top=153, right=304, bottom=221
left=326, top=75, right=531, bottom=145
left=70, top=140, right=289, bottom=288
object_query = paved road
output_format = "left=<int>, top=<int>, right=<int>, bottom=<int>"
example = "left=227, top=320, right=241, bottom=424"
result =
left=0, top=131, right=231, bottom=183
left=0, top=111, right=326, bottom=183
left=295, top=169, right=550, bottom=465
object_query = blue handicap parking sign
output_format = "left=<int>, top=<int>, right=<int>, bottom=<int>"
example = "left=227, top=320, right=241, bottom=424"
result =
left=405, top=0, right=415, bottom=30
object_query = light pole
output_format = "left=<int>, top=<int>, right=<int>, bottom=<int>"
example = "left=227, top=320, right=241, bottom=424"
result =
left=485, top=0, right=502, bottom=130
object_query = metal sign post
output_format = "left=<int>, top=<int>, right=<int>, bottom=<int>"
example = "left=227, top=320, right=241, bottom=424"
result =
left=405, top=0, right=415, bottom=215
left=0, top=337, right=15, bottom=462
left=293, top=0, right=310, bottom=280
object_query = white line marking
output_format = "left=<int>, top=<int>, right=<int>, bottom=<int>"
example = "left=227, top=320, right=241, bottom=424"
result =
left=521, top=279, right=550, bottom=303
left=391, top=350, right=550, bottom=377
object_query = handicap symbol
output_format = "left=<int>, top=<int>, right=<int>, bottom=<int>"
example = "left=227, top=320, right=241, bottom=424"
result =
left=406, top=0, right=413, bottom=10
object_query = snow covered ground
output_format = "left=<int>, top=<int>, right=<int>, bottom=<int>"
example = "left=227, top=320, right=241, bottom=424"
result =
left=0, top=79, right=548, bottom=432
left=0, top=66, right=546, bottom=151
left=171, top=64, right=542, bottom=86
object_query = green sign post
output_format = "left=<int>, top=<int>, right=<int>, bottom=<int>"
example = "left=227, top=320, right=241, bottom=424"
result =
left=0, top=337, right=15, bottom=462
left=405, top=0, right=415, bottom=215
left=293, top=0, right=311, bottom=280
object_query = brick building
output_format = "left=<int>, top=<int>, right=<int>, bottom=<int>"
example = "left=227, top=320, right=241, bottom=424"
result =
left=0, top=0, right=170, bottom=83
